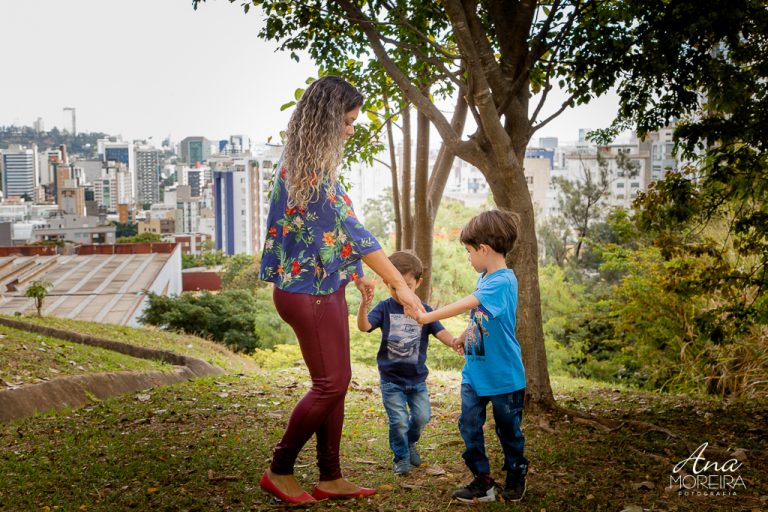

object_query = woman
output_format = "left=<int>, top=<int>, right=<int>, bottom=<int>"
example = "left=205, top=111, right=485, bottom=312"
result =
left=258, top=76, right=425, bottom=504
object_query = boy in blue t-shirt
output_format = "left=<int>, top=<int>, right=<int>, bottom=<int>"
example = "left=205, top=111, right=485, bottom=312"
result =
left=414, top=209, right=529, bottom=503
left=357, top=251, right=458, bottom=475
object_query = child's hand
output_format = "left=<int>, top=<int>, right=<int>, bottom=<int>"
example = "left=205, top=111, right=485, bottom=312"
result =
left=355, top=276, right=375, bottom=305
left=452, top=331, right=466, bottom=355
left=451, top=337, right=465, bottom=355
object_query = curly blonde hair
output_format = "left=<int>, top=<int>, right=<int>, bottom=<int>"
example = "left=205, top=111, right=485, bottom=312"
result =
left=283, top=76, right=364, bottom=208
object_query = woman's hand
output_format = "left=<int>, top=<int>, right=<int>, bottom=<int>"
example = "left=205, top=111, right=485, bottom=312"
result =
left=393, top=282, right=426, bottom=319
left=355, top=276, right=375, bottom=305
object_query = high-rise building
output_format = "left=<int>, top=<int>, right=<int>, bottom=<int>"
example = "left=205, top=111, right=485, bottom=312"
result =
left=93, top=162, right=132, bottom=211
left=578, top=128, right=592, bottom=146
left=645, top=125, right=679, bottom=181
left=179, top=136, right=211, bottom=165
left=228, top=135, right=249, bottom=155
left=38, top=148, right=62, bottom=186
left=59, top=183, right=86, bottom=216
left=2, top=145, right=38, bottom=200
left=187, top=169, right=201, bottom=197
left=523, top=150, right=554, bottom=216
left=98, top=138, right=135, bottom=203
left=213, top=145, right=283, bottom=255
left=135, top=146, right=162, bottom=207
left=539, top=137, right=559, bottom=150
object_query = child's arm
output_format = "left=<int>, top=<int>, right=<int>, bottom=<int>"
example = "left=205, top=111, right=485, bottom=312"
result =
left=434, top=329, right=464, bottom=355
left=357, top=294, right=373, bottom=332
left=415, top=294, right=480, bottom=324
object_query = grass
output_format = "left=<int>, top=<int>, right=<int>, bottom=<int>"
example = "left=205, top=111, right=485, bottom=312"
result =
left=0, top=323, right=168, bottom=386
left=253, top=314, right=468, bottom=371
left=0, top=318, right=765, bottom=511
left=1, top=362, right=766, bottom=511
left=4, top=314, right=259, bottom=374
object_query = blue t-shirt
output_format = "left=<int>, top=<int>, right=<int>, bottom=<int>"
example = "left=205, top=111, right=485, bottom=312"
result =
left=462, top=268, right=525, bottom=396
left=367, top=298, right=445, bottom=386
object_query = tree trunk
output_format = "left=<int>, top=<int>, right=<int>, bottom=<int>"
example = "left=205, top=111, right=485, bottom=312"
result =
left=414, top=90, right=431, bottom=302
left=485, top=156, right=555, bottom=409
left=419, top=92, right=468, bottom=301
left=385, top=111, right=403, bottom=251
left=401, top=106, right=414, bottom=250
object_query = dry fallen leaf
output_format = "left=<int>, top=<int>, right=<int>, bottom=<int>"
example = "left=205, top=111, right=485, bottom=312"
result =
left=425, top=465, right=446, bottom=476
left=632, top=481, right=654, bottom=491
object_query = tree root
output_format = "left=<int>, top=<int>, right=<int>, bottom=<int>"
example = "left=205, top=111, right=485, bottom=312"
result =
left=551, top=405, right=678, bottom=438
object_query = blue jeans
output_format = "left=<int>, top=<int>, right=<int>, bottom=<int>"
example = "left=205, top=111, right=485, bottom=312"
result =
left=459, top=384, right=528, bottom=476
left=380, top=380, right=431, bottom=462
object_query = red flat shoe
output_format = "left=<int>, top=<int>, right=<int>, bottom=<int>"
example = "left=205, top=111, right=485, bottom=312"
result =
left=311, top=485, right=377, bottom=500
left=259, top=471, right=316, bottom=504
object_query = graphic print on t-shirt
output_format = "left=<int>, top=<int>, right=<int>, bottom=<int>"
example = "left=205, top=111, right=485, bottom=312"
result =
left=466, top=306, right=489, bottom=357
left=386, top=313, right=421, bottom=363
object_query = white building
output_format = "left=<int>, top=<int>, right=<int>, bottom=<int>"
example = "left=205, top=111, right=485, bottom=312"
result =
left=98, top=138, right=135, bottom=203
left=561, top=142, right=651, bottom=212
left=2, top=145, right=39, bottom=199
left=212, top=144, right=283, bottom=255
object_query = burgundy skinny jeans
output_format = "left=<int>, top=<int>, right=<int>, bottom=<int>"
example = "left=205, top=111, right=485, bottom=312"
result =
left=269, top=285, right=351, bottom=481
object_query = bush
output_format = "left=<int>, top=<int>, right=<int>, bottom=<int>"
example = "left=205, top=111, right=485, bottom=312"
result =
left=139, top=290, right=262, bottom=352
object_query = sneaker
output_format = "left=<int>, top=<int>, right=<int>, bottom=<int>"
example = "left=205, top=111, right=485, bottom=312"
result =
left=408, top=445, right=421, bottom=467
left=393, top=459, right=412, bottom=475
left=452, top=475, right=496, bottom=503
left=502, top=473, right=526, bottom=502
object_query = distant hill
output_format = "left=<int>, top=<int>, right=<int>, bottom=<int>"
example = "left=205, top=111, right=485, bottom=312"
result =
left=0, top=125, right=109, bottom=157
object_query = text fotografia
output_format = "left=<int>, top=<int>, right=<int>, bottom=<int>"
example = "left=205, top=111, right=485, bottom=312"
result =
left=670, top=442, right=747, bottom=497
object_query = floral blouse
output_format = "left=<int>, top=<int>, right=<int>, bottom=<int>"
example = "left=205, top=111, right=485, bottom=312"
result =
left=259, top=167, right=381, bottom=295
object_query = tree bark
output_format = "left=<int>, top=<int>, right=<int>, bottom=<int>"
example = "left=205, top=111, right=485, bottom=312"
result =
left=418, top=92, right=469, bottom=301
left=488, top=156, right=555, bottom=409
left=401, top=106, right=414, bottom=250
left=384, top=102, right=403, bottom=251
left=414, top=88, right=431, bottom=301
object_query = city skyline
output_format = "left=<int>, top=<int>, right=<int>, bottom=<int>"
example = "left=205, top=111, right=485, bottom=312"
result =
left=1, top=0, right=625, bottom=147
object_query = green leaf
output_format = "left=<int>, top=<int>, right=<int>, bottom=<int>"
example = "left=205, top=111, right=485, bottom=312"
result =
left=293, top=87, right=304, bottom=100
left=280, top=101, right=296, bottom=111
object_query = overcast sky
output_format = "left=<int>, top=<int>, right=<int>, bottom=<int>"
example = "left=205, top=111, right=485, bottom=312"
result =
left=0, top=0, right=623, bottom=146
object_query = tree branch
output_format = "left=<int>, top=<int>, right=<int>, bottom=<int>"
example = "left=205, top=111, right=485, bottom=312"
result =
left=530, top=92, right=578, bottom=135
left=428, top=90, right=469, bottom=213
left=380, top=0, right=462, bottom=60
left=379, top=34, right=464, bottom=89
left=337, top=0, right=462, bottom=151
left=462, top=0, right=510, bottom=107
left=444, top=0, right=512, bottom=161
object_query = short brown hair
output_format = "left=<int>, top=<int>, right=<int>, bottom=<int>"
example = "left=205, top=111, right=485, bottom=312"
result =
left=460, top=209, right=521, bottom=255
left=388, top=250, right=423, bottom=280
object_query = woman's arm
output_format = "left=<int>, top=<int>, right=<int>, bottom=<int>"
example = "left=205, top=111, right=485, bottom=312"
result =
left=362, top=250, right=426, bottom=316
left=416, top=294, right=480, bottom=324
